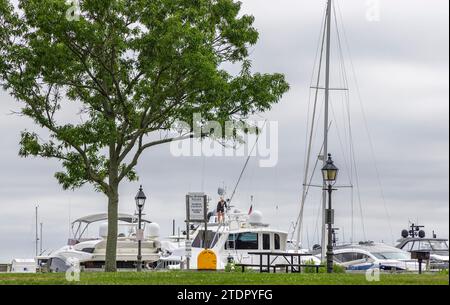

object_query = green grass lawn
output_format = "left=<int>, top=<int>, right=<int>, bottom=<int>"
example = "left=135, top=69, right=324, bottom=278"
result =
left=0, top=271, right=448, bottom=285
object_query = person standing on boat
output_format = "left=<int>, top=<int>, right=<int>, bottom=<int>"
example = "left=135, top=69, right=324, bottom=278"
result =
left=217, top=197, right=227, bottom=223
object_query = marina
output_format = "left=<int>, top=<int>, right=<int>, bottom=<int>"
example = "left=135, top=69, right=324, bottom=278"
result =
left=0, top=0, right=448, bottom=289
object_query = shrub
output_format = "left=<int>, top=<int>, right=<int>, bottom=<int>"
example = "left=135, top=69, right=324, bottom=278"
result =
left=332, top=263, right=346, bottom=274
left=225, top=262, right=239, bottom=273
left=302, top=259, right=320, bottom=274
left=301, top=260, right=346, bottom=274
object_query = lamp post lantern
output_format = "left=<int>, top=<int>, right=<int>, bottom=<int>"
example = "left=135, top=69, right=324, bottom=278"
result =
left=135, top=185, right=147, bottom=272
left=321, top=153, right=339, bottom=274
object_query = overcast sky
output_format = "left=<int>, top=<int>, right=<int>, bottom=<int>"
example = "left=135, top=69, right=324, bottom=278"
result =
left=0, top=0, right=448, bottom=262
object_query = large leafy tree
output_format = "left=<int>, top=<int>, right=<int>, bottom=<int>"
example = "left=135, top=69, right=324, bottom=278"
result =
left=0, top=0, right=289, bottom=271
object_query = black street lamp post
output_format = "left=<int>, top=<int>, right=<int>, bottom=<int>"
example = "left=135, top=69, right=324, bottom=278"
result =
left=135, top=185, right=147, bottom=272
left=321, top=154, right=339, bottom=274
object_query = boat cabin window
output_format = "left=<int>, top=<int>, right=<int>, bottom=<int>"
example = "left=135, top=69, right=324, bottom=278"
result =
left=225, top=232, right=259, bottom=250
left=234, top=232, right=258, bottom=250
left=335, top=252, right=371, bottom=263
left=81, top=247, right=95, bottom=253
left=274, top=234, right=281, bottom=250
left=192, top=230, right=220, bottom=248
left=225, top=234, right=236, bottom=250
left=354, top=253, right=371, bottom=261
left=335, top=252, right=356, bottom=263
left=263, top=234, right=270, bottom=250
left=334, top=254, right=344, bottom=263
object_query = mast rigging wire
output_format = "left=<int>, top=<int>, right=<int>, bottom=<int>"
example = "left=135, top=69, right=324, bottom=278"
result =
left=295, top=0, right=394, bottom=246
left=293, top=8, right=328, bottom=248
left=335, top=1, right=394, bottom=243
left=228, top=120, right=268, bottom=204
left=332, top=3, right=366, bottom=241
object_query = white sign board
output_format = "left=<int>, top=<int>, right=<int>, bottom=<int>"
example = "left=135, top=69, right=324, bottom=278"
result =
left=185, top=240, right=192, bottom=258
left=186, top=193, right=207, bottom=223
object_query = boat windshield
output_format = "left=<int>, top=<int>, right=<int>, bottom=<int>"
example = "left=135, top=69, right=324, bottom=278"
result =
left=430, top=240, right=449, bottom=251
left=372, top=252, right=411, bottom=260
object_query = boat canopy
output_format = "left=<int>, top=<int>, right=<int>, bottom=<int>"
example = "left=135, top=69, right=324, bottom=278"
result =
left=72, top=213, right=152, bottom=225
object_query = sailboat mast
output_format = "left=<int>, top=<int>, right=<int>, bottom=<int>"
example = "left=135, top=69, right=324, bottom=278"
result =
left=321, top=0, right=332, bottom=262
left=35, top=205, right=39, bottom=257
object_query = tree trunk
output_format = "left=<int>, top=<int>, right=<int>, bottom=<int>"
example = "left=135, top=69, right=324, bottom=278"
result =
left=105, top=183, right=119, bottom=272
left=105, top=142, right=120, bottom=272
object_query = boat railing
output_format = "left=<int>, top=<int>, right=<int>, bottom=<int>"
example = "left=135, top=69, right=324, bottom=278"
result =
left=209, top=222, right=226, bottom=248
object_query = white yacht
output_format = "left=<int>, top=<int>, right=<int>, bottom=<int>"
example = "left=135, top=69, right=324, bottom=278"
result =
left=38, top=213, right=161, bottom=272
left=158, top=206, right=319, bottom=270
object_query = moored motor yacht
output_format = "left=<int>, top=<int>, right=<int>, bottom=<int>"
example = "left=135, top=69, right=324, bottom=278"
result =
left=158, top=206, right=320, bottom=270
left=313, top=241, right=421, bottom=272
left=395, top=223, right=449, bottom=270
left=37, top=213, right=161, bottom=272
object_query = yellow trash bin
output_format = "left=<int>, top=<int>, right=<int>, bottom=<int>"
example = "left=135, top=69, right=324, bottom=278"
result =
left=197, top=249, right=217, bottom=270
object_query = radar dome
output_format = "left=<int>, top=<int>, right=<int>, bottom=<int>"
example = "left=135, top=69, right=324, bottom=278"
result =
left=418, top=230, right=426, bottom=238
left=249, top=210, right=263, bottom=224
left=401, top=230, right=409, bottom=238
left=148, top=223, right=160, bottom=238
